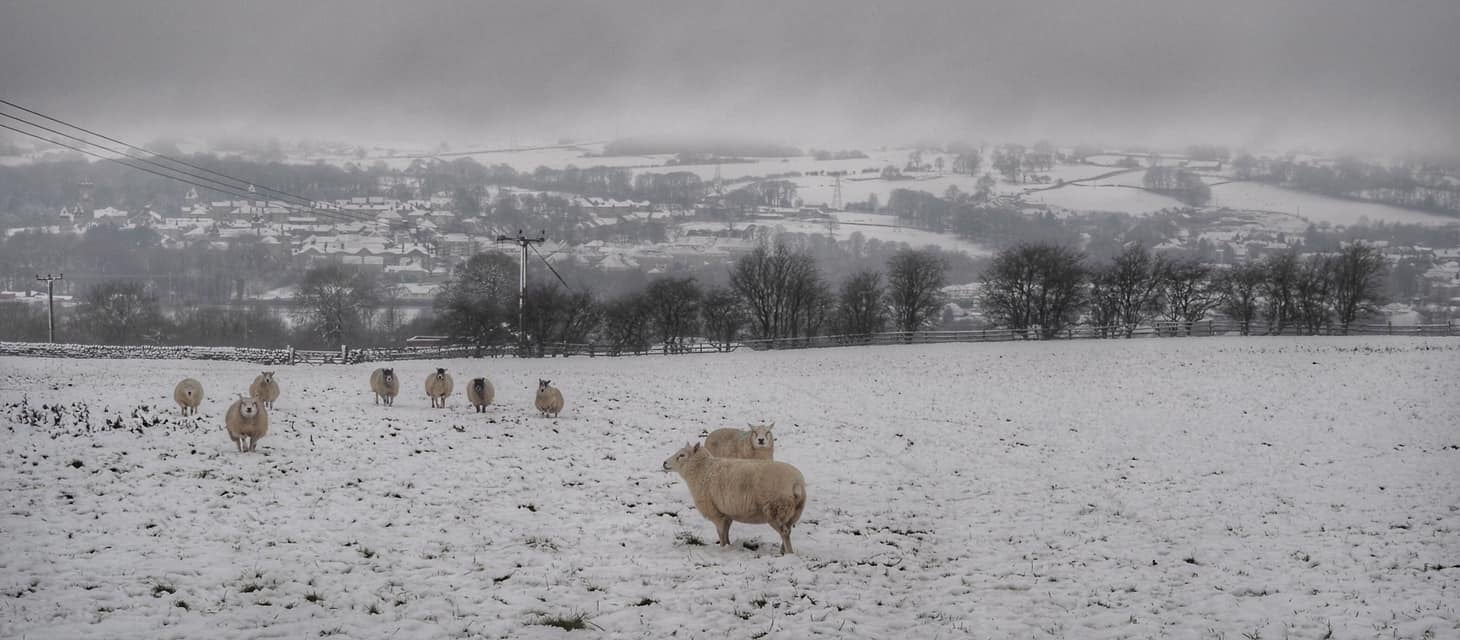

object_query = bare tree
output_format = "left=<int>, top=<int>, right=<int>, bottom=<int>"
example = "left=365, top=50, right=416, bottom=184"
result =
left=523, top=283, right=600, bottom=354
left=600, top=293, right=652, bottom=355
left=700, top=287, right=748, bottom=351
left=729, top=242, right=826, bottom=340
left=1159, top=259, right=1218, bottom=334
left=837, top=270, right=887, bottom=335
left=885, top=249, right=946, bottom=332
left=1216, top=262, right=1265, bottom=335
left=1294, top=254, right=1335, bottom=335
left=642, top=276, right=703, bottom=351
left=1086, top=268, right=1122, bottom=337
left=1259, top=253, right=1301, bottom=334
left=433, top=253, right=516, bottom=350
left=77, top=280, right=167, bottom=345
left=730, top=244, right=785, bottom=339
left=980, top=243, right=1087, bottom=338
left=1330, top=243, right=1387, bottom=333
left=296, top=264, right=380, bottom=347
left=1096, top=243, right=1168, bottom=337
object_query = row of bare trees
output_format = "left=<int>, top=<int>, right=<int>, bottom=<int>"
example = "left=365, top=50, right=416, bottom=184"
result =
left=980, top=242, right=1389, bottom=338
left=424, top=243, right=950, bottom=354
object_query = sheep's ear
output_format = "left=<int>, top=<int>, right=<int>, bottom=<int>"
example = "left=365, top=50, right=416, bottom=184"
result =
left=768, top=422, right=775, bottom=430
left=692, top=442, right=701, bottom=453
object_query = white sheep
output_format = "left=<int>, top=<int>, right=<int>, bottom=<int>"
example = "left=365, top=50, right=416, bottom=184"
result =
left=249, top=371, right=280, bottom=410
left=535, top=379, right=564, bottom=418
left=225, top=396, right=269, bottom=453
left=704, top=422, right=776, bottom=460
left=662, top=442, right=807, bottom=555
left=369, top=367, right=400, bottom=406
left=467, top=377, right=494, bottom=412
left=425, top=368, right=454, bottom=408
left=173, top=378, right=204, bottom=416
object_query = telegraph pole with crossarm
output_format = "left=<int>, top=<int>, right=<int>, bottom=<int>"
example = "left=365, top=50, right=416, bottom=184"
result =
left=35, top=273, right=63, bottom=343
left=495, top=230, right=546, bottom=352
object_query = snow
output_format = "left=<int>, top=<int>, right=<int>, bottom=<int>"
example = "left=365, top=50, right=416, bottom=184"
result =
left=680, top=214, right=995, bottom=256
left=2, top=337, right=1458, bottom=639
left=1208, top=182, right=1458, bottom=227
left=1024, top=184, right=1184, bottom=214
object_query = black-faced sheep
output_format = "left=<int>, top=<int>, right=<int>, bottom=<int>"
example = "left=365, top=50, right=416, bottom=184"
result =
left=662, top=442, right=807, bottom=555
left=425, top=368, right=453, bottom=408
left=467, top=377, right=494, bottom=412
left=370, top=368, right=400, bottom=406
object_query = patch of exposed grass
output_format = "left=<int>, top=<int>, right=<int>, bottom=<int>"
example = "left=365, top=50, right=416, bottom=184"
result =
left=532, top=611, right=591, bottom=631
left=304, top=591, right=324, bottom=604
left=675, top=531, right=705, bottom=546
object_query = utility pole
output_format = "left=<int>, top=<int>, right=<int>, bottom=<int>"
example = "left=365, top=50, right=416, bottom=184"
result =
left=36, top=273, right=63, bottom=343
left=495, top=230, right=545, bottom=353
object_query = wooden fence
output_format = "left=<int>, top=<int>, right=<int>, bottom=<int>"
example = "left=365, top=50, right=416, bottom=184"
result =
left=2, top=320, right=1454, bottom=364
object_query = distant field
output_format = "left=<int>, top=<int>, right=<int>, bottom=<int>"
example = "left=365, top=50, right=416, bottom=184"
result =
left=316, top=144, right=1460, bottom=228
left=1208, top=181, right=1457, bottom=226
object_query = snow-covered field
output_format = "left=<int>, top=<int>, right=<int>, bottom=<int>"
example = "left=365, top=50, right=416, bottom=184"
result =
left=3, top=338, right=1458, bottom=639
left=1207, top=182, right=1458, bottom=227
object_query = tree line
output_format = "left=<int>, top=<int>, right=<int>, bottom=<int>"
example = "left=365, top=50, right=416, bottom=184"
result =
left=430, top=244, right=947, bottom=355
left=980, top=242, right=1389, bottom=338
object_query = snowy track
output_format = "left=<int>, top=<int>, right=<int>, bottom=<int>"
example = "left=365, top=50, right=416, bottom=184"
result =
left=2, top=338, right=1458, bottom=639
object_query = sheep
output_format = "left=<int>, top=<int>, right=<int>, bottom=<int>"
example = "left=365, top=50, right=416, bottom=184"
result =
left=369, top=368, right=400, bottom=406
left=467, top=377, right=494, bottom=413
left=535, top=379, right=564, bottom=418
left=173, top=378, right=204, bottom=416
left=249, top=371, right=280, bottom=410
left=225, top=395, right=269, bottom=453
left=704, top=422, right=776, bottom=460
left=662, top=442, right=807, bottom=555
left=425, top=368, right=454, bottom=408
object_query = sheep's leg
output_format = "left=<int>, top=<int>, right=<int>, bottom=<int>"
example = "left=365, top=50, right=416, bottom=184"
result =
left=715, top=518, right=732, bottom=546
left=775, top=524, right=794, bottom=555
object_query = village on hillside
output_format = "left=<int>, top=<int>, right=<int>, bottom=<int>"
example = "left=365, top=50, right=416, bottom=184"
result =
left=3, top=143, right=1460, bottom=330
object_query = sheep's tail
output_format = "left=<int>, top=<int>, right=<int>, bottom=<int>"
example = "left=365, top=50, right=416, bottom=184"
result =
left=789, top=480, right=807, bottom=527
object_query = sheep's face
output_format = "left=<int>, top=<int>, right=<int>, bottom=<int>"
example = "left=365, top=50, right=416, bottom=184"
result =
left=383, top=369, right=395, bottom=383
left=473, top=378, right=485, bottom=391
left=662, top=442, right=701, bottom=472
left=749, top=423, right=775, bottom=449
left=260, top=372, right=275, bottom=384
left=237, top=398, right=261, bottom=419
left=434, top=368, right=447, bottom=381
left=537, top=379, right=552, bottom=393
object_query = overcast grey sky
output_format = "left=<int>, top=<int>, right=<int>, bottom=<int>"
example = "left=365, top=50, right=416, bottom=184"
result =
left=2, top=0, right=1457, bottom=155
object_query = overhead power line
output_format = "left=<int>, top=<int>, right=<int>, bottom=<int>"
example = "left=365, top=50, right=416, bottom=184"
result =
left=1, top=99, right=327, bottom=210
left=530, top=242, right=577, bottom=294
left=0, top=101, right=382, bottom=225
left=0, top=119, right=373, bottom=226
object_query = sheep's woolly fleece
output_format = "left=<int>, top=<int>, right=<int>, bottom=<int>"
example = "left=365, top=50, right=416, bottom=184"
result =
left=1, top=337, right=1457, bottom=639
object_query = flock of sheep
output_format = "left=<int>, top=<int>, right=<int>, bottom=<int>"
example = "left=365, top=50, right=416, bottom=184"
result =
left=170, top=366, right=808, bottom=554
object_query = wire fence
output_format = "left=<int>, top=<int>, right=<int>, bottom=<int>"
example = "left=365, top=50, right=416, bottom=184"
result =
left=1, top=319, right=1455, bottom=365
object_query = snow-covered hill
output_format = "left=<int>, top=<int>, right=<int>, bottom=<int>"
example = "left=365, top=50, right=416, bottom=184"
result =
left=2, top=338, right=1457, bottom=639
